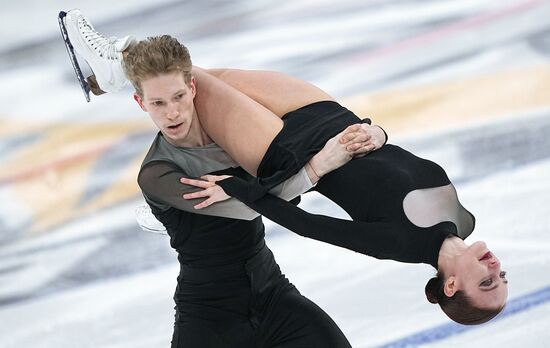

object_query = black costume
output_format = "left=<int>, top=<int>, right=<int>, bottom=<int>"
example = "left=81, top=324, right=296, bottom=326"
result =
left=218, top=101, right=475, bottom=269
left=138, top=134, right=351, bottom=347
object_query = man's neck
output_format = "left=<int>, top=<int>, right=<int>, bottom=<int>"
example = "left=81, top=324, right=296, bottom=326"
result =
left=182, top=127, right=213, bottom=147
left=168, top=109, right=214, bottom=148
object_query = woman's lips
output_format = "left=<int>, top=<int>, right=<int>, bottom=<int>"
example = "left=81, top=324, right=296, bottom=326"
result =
left=479, top=251, right=492, bottom=261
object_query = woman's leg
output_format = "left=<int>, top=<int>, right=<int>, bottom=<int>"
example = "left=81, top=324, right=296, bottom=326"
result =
left=191, top=68, right=283, bottom=175
left=191, top=68, right=333, bottom=175
left=63, top=9, right=351, bottom=180
left=205, top=68, right=335, bottom=117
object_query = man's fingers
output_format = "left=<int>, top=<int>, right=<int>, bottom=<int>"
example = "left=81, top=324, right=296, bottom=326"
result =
left=339, top=124, right=361, bottom=143
left=341, top=131, right=361, bottom=143
left=342, top=124, right=361, bottom=133
left=346, top=141, right=371, bottom=151
left=342, top=133, right=371, bottom=144
left=346, top=143, right=376, bottom=155
left=354, top=134, right=371, bottom=144
left=340, top=133, right=356, bottom=143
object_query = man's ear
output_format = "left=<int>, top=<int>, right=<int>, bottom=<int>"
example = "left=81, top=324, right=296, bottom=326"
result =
left=189, top=77, right=196, bottom=98
left=134, top=93, right=147, bottom=112
left=443, top=276, right=458, bottom=297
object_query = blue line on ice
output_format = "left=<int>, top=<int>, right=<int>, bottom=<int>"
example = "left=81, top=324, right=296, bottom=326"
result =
left=379, top=283, right=550, bottom=347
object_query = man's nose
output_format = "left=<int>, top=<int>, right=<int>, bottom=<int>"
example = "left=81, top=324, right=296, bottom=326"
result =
left=166, top=103, right=179, bottom=119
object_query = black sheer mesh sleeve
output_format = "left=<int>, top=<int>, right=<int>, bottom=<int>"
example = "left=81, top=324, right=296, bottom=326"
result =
left=138, top=161, right=259, bottom=220
left=138, top=161, right=313, bottom=221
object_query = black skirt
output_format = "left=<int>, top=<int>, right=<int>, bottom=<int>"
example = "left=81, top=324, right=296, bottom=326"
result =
left=255, top=101, right=367, bottom=193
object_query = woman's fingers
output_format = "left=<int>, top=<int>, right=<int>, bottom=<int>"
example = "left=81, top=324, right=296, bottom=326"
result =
left=200, top=174, right=232, bottom=182
left=183, top=188, right=212, bottom=200
left=182, top=183, right=231, bottom=208
left=181, top=177, right=214, bottom=188
left=200, top=174, right=218, bottom=182
left=194, top=198, right=214, bottom=209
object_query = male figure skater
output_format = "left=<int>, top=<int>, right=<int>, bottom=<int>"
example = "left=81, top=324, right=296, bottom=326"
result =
left=60, top=9, right=387, bottom=347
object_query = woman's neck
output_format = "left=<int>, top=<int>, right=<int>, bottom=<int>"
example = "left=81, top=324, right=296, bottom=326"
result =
left=437, top=236, right=467, bottom=271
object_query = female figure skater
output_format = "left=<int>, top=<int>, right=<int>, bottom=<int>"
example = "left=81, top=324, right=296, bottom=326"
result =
left=178, top=70, right=509, bottom=325
left=63, top=10, right=507, bottom=327
left=183, top=72, right=509, bottom=325
left=173, top=65, right=509, bottom=326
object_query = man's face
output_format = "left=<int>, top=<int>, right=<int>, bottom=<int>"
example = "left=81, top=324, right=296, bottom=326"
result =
left=135, top=71, right=196, bottom=147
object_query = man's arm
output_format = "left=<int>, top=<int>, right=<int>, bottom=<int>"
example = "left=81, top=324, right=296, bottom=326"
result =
left=138, top=162, right=315, bottom=221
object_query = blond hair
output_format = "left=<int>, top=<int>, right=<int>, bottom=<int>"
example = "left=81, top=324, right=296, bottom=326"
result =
left=123, top=35, right=192, bottom=97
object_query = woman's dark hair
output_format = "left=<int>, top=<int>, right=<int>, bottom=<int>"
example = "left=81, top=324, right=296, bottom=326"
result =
left=425, top=271, right=504, bottom=325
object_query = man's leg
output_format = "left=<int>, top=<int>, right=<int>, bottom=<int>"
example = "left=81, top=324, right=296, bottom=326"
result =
left=171, top=317, right=255, bottom=348
left=246, top=246, right=351, bottom=348
left=260, top=289, right=352, bottom=348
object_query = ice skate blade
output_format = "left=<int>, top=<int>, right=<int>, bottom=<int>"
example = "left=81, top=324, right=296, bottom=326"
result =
left=58, top=11, right=91, bottom=102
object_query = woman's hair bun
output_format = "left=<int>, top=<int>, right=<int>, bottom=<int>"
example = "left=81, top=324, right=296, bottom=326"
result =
left=425, top=277, right=442, bottom=304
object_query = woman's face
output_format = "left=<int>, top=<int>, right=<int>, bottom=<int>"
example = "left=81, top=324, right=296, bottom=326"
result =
left=452, top=241, right=508, bottom=309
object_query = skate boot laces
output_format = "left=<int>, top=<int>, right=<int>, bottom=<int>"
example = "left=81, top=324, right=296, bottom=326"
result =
left=78, top=16, right=120, bottom=60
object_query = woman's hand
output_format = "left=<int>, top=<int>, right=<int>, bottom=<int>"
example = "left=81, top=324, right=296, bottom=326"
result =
left=180, top=175, right=232, bottom=209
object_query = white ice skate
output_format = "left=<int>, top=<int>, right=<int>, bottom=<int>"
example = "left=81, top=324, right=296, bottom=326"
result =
left=135, top=205, right=168, bottom=235
left=58, top=9, right=135, bottom=100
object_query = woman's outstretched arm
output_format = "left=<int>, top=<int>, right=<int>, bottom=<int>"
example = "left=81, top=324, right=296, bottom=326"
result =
left=216, top=175, right=449, bottom=267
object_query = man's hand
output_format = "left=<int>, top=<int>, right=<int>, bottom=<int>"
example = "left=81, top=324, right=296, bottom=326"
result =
left=307, top=129, right=353, bottom=181
left=180, top=175, right=232, bottom=209
left=307, top=122, right=387, bottom=182
left=339, top=123, right=386, bottom=157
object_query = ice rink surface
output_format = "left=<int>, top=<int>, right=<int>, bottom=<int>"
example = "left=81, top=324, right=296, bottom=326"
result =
left=0, top=1, right=549, bottom=347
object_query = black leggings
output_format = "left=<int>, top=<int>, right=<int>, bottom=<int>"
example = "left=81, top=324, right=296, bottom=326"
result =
left=171, top=245, right=351, bottom=348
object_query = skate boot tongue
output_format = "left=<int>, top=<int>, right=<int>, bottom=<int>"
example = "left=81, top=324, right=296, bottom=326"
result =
left=115, top=35, right=136, bottom=52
